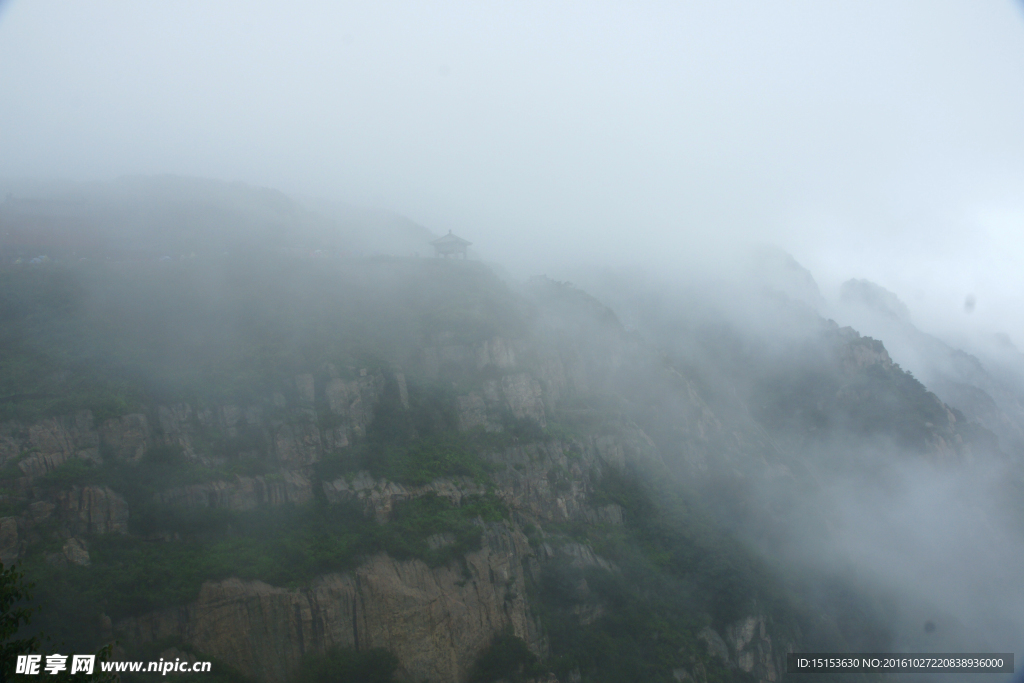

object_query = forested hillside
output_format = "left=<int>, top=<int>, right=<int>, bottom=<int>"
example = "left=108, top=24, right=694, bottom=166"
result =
left=3, top=234, right=1019, bottom=683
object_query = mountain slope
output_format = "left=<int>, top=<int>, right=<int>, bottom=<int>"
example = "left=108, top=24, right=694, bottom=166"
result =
left=1, top=247, right=1019, bottom=682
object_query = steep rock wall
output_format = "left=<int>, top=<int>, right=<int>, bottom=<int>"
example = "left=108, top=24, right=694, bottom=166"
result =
left=116, top=523, right=541, bottom=683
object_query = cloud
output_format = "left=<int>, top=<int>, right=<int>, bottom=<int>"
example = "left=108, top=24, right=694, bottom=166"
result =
left=1, top=0, right=1023, bottom=341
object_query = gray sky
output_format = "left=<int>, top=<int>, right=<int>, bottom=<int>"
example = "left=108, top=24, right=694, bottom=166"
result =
left=2, top=1, right=1024, bottom=343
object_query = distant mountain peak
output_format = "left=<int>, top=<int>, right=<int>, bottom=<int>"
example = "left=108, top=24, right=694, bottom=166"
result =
left=839, top=279, right=912, bottom=323
left=747, top=245, right=825, bottom=311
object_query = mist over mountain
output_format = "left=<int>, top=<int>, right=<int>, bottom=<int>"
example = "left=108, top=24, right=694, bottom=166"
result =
left=2, top=2, right=1024, bottom=681
left=835, top=277, right=1024, bottom=459
left=0, top=176, right=1021, bottom=683
left=0, top=176, right=436, bottom=262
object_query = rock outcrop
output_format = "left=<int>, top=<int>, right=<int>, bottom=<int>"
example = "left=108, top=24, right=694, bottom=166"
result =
left=53, top=537, right=91, bottom=567
left=0, top=485, right=128, bottom=562
left=486, top=439, right=638, bottom=525
left=454, top=373, right=548, bottom=432
left=116, top=524, right=541, bottom=683
left=53, top=485, right=129, bottom=535
left=157, top=470, right=314, bottom=511
left=0, top=368, right=392, bottom=483
left=322, top=471, right=487, bottom=523
left=157, top=403, right=200, bottom=459
left=271, top=413, right=324, bottom=468
left=324, top=371, right=386, bottom=439
left=676, top=616, right=784, bottom=683
left=723, top=615, right=782, bottom=682
left=99, top=413, right=150, bottom=461
left=6, top=411, right=99, bottom=477
left=318, top=432, right=639, bottom=529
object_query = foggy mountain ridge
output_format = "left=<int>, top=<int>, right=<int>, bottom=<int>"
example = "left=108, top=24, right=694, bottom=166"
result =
left=0, top=175, right=437, bottom=261
left=839, top=279, right=913, bottom=323
left=1, top=180, right=1022, bottom=683
left=835, top=276, right=1024, bottom=458
left=3, top=1, right=1024, bottom=680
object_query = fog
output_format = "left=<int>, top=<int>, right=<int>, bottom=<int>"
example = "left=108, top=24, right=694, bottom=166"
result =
left=3, top=1, right=1024, bottom=340
left=566, top=265, right=1024, bottom=680
left=2, top=2, right=1024, bottom=681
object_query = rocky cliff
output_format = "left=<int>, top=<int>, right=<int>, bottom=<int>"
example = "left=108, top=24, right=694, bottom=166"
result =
left=116, top=524, right=542, bottom=683
left=4, top=261, right=1004, bottom=683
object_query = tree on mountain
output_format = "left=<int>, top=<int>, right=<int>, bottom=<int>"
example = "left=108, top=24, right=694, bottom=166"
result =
left=1, top=561, right=115, bottom=683
left=0, top=561, right=39, bottom=682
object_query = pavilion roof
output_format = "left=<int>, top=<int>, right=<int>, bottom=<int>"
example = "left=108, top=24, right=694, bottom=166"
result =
left=430, top=230, right=472, bottom=247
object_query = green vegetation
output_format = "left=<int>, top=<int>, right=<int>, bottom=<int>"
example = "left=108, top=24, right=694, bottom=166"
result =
left=290, top=647, right=398, bottom=683
left=0, top=266, right=145, bottom=423
left=750, top=338, right=957, bottom=451
left=536, top=562, right=746, bottom=683
left=384, top=492, right=507, bottom=565
left=525, top=468, right=775, bottom=682
left=24, top=491, right=507, bottom=651
left=333, top=432, right=495, bottom=486
left=529, top=468, right=892, bottom=682
left=316, top=377, right=526, bottom=486
left=1, top=560, right=116, bottom=682
left=0, top=257, right=528, bottom=423
left=1, top=561, right=39, bottom=681
left=1, top=252, right=926, bottom=683
left=467, top=631, right=545, bottom=683
left=590, top=469, right=774, bottom=628
left=33, top=446, right=223, bottom=529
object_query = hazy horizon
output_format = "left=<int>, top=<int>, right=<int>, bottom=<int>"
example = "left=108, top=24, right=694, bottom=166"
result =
left=2, top=1, right=1024, bottom=356
left=3, top=4, right=1024, bottom=674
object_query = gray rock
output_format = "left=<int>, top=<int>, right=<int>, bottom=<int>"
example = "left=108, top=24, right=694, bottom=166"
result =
left=322, top=472, right=486, bottom=523
left=395, top=372, right=410, bottom=409
left=99, top=413, right=150, bottom=461
left=722, top=614, right=782, bottom=682
left=273, top=418, right=322, bottom=467
left=17, top=412, right=97, bottom=477
left=28, top=500, right=55, bottom=524
left=62, top=537, right=91, bottom=566
left=456, top=393, right=501, bottom=432
left=501, top=374, right=547, bottom=427
left=157, top=470, right=314, bottom=511
left=53, top=486, right=129, bottom=535
left=115, top=524, right=542, bottom=683
left=324, top=372, right=385, bottom=438
left=158, top=404, right=198, bottom=459
left=477, top=336, right=518, bottom=369
left=294, top=374, right=315, bottom=404
left=698, top=626, right=730, bottom=662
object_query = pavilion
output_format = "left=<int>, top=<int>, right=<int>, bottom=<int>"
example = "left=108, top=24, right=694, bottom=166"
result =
left=430, top=230, right=472, bottom=258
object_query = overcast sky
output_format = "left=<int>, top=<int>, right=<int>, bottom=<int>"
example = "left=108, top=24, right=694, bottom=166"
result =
left=2, top=1, right=1023, bottom=344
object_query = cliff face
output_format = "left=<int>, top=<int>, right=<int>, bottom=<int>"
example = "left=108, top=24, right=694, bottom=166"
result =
left=3, top=321, right=974, bottom=683
left=152, top=369, right=385, bottom=467
left=1, top=321, right=673, bottom=682
left=2, top=411, right=99, bottom=477
left=0, top=484, right=127, bottom=565
left=5, top=262, right=1003, bottom=683
left=676, top=615, right=784, bottom=683
left=101, top=417, right=654, bottom=683
left=156, top=469, right=315, bottom=511
left=116, top=524, right=542, bottom=683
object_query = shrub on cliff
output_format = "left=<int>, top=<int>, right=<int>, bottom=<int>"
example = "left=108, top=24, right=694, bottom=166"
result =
left=290, top=647, right=398, bottom=683
left=467, top=632, right=544, bottom=683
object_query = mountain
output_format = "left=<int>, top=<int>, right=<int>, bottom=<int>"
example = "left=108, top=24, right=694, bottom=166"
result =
left=1, top=210, right=1021, bottom=682
left=836, top=278, right=1024, bottom=459
left=0, top=176, right=436, bottom=262
left=294, top=196, right=438, bottom=257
